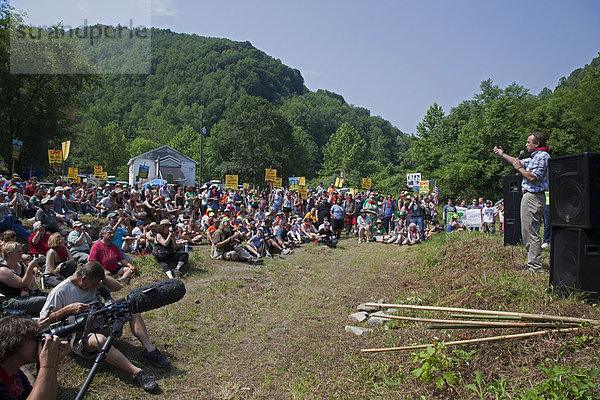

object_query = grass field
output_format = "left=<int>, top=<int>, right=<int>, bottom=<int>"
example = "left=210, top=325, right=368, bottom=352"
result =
left=54, top=231, right=600, bottom=399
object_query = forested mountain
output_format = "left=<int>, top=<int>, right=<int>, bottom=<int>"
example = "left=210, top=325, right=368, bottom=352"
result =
left=69, top=28, right=409, bottom=182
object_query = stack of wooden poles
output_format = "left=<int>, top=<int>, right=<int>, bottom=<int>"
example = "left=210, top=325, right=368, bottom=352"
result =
left=361, top=302, right=600, bottom=354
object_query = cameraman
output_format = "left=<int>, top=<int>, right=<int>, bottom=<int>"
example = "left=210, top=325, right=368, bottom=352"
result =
left=39, top=261, right=170, bottom=393
left=0, top=316, right=70, bottom=400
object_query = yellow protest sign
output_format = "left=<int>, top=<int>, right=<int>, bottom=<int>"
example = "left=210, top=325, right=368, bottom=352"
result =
left=73, top=176, right=81, bottom=183
left=225, top=175, right=239, bottom=189
left=68, top=167, right=78, bottom=179
left=61, top=141, right=71, bottom=161
left=298, top=177, right=306, bottom=186
left=298, top=187, right=308, bottom=199
left=362, top=178, right=371, bottom=189
left=100, top=172, right=107, bottom=181
left=419, top=180, right=430, bottom=194
left=94, top=166, right=103, bottom=177
left=243, top=183, right=250, bottom=190
left=290, top=184, right=299, bottom=191
left=273, top=177, right=282, bottom=188
left=48, top=150, right=63, bottom=165
left=265, top=169, right=277, bottom=182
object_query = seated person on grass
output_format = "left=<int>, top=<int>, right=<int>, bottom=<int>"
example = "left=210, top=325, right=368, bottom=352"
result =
left=0, top=242, right=47, bottom=315
left=39, top=261, right=170, bottom=393
left=402, top=223, right=421, bottom=245
left=89, top=227, right=136, bottom=285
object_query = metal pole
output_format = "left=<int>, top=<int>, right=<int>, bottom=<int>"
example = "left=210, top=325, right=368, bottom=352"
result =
left=198, top=113, right=203, bottom=185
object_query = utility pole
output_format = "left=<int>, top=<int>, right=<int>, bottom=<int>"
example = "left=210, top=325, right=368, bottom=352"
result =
left=198, top=113, right=203, bottom=186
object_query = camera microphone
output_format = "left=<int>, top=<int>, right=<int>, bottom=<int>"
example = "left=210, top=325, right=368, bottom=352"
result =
left=518, top=150, right=526, bottom=159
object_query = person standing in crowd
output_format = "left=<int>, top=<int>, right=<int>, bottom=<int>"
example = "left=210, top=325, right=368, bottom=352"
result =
left=442, top=198, right=457, bottom=225
left=329, top=198, right=345, bottom=240
left=494, top=131, right=550, bottom=272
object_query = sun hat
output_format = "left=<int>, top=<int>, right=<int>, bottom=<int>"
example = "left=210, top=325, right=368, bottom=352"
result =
left=159, top=219, right=171, bottom=226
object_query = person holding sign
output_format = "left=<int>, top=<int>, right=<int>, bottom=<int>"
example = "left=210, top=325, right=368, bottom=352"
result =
left=494, top=132, right=550, bottom=272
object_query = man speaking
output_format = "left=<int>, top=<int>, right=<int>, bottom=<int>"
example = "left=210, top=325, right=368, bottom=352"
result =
left=494, top=132, right=550, bottom=272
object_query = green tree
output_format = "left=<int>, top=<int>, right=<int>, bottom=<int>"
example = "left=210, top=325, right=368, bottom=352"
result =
left=206, top=95, right=295, bottom=183
left=0, top=2, right=94, bottom=174
left=321, top=122, right=367, bottom=177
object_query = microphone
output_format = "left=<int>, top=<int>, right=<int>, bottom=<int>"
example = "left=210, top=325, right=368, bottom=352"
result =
left=518, top=150, right=526, bottom=159
left=127, top=278, right=186, bottom=314
left=42, top=279, right=186, bottom=340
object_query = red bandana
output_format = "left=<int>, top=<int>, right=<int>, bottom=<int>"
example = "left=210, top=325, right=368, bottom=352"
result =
left=0, top=366, right=25, bottom=399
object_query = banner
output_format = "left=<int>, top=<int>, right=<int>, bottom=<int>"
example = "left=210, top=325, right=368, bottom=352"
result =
left=225, top=174, right=239, bottom=189
left=68, top=167, right=78, bottom=179
left=407, top=173, right=421, bottom=189
left=243, top=183, right=250, bottom=190
left=94, top=166, right=104, bottom=177
left=48, top=150, right=63, bottom=165
left=265, top=169, right=277, bottom=182
left=455, top=206, right=468, bottom=227
left=138, top=165, right=149, bottom=179
left=61, top=141, right=71, bottom=161
left=335, top=177, right=341, bottom=187
left=298, top=177, right=306, bottom=186
left=466, top=208, right=482, bottom=229
left=288, top=177, right=300, bottom=185
left=362, top=178, right=371, bottom=189
left=289, top=184, right=299, bottom=191
left=273, top=177, right=282, bottom=188
left=419, top=180, right=430, bottom=194
left=100, top=172, right=108, bottom=181
left=12, top=139, right=23, bottom=160
left=298, top=187, right=308, bottom=200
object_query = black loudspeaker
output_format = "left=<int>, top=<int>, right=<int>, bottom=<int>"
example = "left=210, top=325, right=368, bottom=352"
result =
left=549, top=152, right=600, bottom=229
left=503, top=175, right=522, bottom=212
left=550, top=227, right=600, bottom=299
left=504, top=210, right=522, bottom=246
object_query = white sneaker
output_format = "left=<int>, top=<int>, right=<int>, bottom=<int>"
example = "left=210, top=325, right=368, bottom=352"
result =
left=541, top=243, right=549, bottom=249
left=358, top=239, right=362, bottom=244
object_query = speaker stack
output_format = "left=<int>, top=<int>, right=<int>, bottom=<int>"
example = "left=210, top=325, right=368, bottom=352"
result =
left=549, top=152, right=600, bottom=299
left=503, top=174, right=523, bottom=246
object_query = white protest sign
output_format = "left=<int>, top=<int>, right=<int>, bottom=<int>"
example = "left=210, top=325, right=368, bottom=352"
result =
left=455, top=206, right=468, bottom=227
left=466, top=208, right=482, bottom=228
left=407, top=173, right=421, bottom=188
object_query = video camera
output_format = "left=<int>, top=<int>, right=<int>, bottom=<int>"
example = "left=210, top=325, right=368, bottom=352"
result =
left=41, top=279, right=186, bottom=340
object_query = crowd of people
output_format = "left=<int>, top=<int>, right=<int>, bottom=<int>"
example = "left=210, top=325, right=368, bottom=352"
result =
left=1, top=174, right=508, bottom=396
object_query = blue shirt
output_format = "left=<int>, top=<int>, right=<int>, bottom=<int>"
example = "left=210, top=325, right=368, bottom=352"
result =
left=330, top=204, right=345, bottom=220
left=521, top=149, right=550, bottom=193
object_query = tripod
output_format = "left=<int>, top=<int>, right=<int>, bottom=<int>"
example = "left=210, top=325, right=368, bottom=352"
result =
left=74, top=314, right=131, bottom=400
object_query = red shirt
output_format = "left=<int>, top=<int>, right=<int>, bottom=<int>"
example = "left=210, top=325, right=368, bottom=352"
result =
left=89, top=241, right=124, bottom=273
left=28, top=232, right=51, bottom=254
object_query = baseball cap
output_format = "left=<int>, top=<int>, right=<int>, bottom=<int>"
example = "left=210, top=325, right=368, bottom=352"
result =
left=106, top=212, right=118, bottom=219
left=33, top=221, right=42, bottom=230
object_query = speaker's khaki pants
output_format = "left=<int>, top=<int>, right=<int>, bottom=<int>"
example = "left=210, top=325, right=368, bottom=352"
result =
left=521, top=192, right=545, bottom=269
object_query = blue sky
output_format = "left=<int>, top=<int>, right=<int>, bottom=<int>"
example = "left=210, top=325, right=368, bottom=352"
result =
left=13, top=0, right=600, bottom=133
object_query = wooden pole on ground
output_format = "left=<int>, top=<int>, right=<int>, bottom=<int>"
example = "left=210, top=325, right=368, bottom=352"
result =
left=365, top=303, right=600, bottom=325
left=372, top=313, right=579, bottom=328
left=361, top=327, right=581, bottom=353
left=426, top=323, right=579, bottom=329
